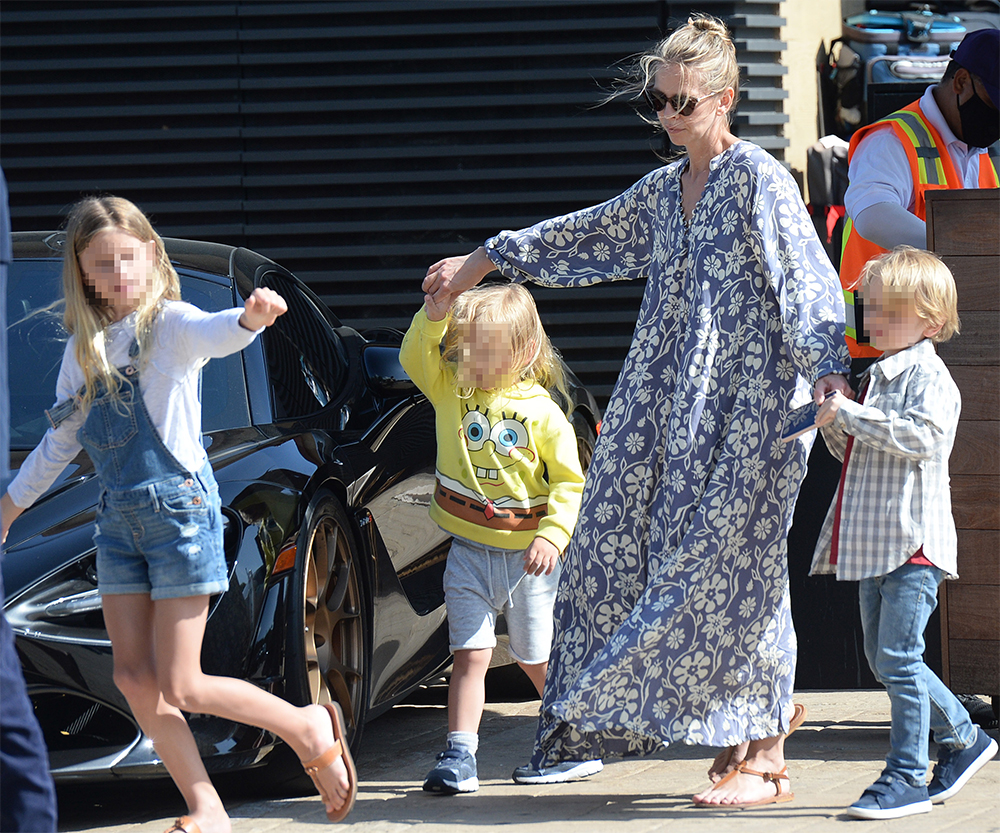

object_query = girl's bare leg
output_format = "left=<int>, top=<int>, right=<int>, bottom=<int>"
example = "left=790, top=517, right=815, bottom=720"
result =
left=103, top=594, right=231, bottom=833
left=693, top=734, right=789, bottom=805
left=152, top=595, right=351, bottom=818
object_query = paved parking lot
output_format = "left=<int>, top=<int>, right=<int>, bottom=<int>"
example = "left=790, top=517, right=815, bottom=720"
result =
left=55, top=689, right=999, bottom=833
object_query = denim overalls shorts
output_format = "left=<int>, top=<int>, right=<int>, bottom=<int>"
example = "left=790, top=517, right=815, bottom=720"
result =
left=48, top=346, right=228, bottom=600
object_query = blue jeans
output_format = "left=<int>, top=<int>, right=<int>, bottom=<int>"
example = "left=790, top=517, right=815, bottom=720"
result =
left=859, top=563, right=978, bottom=786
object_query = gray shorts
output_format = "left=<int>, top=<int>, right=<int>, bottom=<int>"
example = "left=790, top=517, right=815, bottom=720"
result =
left=443, top=535, right=561, bottom=665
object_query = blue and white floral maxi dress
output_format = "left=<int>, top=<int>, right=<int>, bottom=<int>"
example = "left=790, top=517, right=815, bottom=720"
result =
left=483, top=142, right=851, bottom=765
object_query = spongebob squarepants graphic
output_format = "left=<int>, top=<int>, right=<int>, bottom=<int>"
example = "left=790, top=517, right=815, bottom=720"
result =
left=433, top=403, right=549, bottom=532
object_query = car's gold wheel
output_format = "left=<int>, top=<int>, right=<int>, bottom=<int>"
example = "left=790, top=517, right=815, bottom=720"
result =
left=298, top=492, right=368, bottom=744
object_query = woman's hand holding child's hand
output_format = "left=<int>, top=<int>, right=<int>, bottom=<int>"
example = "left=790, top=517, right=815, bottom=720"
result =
left=422, top=248, right=495, bottom=310
left=423, top=290, right=452, bottom=322
left=815, top=390, right=848, bottom=427
left=523, top=536, right=560, bottom=577
left=239, top=288, right=288, bottom=331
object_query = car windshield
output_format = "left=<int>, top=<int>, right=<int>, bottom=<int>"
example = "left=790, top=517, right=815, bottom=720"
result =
left=7, top=259, right=248, bottom=450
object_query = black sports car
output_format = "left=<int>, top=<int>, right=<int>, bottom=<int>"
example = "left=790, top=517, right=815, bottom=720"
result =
left=3, top=232, right=600, bottom=783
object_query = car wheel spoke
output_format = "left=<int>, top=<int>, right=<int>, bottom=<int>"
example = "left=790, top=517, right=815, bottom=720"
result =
left=302, top=506, right=366, bottom=735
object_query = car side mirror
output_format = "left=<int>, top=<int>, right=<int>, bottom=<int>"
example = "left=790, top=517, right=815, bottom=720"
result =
left=361, top=344, right=417, bottom=397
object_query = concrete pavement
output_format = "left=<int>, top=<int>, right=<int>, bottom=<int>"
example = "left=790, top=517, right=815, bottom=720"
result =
left=56, top=689, right=999, bottom=833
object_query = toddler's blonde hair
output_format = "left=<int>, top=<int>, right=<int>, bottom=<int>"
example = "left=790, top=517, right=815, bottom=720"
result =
left=441, top=283, right=570, bottom=407
left=63, top=196, right=181, bottom=407
left=861, top=245, right=960, bottom=343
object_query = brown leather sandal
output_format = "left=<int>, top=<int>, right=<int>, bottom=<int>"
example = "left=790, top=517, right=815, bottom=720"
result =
left=300, top=702, right=358, bottom=823
left=708, top=702, right=808, bottom=782
left=163, top=817, right=201, bottom=833
left=696, top=760, right=794, bottom=807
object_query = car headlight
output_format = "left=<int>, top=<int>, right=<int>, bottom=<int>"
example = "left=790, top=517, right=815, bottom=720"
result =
left=5, top=553, right=109, bottom=645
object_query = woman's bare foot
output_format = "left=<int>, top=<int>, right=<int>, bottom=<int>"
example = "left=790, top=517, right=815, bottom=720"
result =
left=708, top=704, right=806, bottom=785
left=708, top=740, right=748, bottom=783
left=166, top=804, right=230, bottom=833
left=694, top=737, right=790, bottom=806
left=298, top=703, right=352, bottom=815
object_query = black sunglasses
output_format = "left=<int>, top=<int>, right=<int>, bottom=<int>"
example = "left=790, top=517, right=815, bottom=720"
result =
left=643, top=88, right=705, bottom=117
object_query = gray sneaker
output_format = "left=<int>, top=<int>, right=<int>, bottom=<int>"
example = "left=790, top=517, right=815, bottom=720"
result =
left=423, top=747, right=479, bottom=794
left=512, top=759, right=604, bottom=784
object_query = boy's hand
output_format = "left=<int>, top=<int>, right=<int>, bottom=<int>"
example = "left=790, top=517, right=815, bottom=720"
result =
left=1, top=493, right=24, bottom=545
left=239, top=287, right=288, bottom=331
left=524, top=536, right=560, bottom=576
left=814, top=373, right=852, bottom=404
left=815, top=390, right=848, bottom=427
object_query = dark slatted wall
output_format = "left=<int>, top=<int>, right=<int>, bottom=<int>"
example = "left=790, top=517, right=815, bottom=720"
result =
left=0, top=0, right=786, bottom=405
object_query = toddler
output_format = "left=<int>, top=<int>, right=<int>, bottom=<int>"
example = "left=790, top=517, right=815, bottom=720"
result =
left=400, top=281, right=595, bottom=793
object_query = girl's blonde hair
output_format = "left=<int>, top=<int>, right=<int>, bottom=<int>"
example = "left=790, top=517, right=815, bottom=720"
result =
left=441, top=283, right=570, bottom=407
left=861, top=245, right=960, bottom=343
left=625, top=15, right=740, bottom=126
left=63, top=196, right=180, bottom=407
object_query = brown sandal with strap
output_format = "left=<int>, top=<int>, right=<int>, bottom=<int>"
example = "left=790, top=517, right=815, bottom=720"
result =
left=696, top=760, right=795, bottom=807
left=300, top=702, right=358, bottom=823
left=708, top=702, right=808, bottom=782
left=163, top=817, right=201, bottom=833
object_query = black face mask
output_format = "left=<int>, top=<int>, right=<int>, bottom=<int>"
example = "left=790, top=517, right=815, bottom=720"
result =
left=957, top=77, right=1000, bottom=149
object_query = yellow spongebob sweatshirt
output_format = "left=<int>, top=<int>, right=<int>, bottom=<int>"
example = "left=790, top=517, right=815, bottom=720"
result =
left=399, top=306, right=584, bottom=552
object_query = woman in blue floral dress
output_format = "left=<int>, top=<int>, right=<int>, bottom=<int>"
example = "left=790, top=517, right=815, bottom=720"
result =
left=423, top=16, right=852, bottom=807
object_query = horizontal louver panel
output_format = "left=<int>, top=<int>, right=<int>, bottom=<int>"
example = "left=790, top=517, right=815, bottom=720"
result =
left=1, top=0, right=785, bottom=405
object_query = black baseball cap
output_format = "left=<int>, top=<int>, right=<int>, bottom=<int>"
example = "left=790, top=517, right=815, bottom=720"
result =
left=953, top=28, right=999, bottom=108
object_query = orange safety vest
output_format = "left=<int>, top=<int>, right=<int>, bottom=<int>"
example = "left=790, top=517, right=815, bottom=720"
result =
left=840, top=100, right=1000, bottom=358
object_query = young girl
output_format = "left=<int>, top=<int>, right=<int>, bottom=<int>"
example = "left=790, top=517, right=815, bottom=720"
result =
left=399, top=282, right=595, bottom=794
left=0, top=197, right=356, bottom=833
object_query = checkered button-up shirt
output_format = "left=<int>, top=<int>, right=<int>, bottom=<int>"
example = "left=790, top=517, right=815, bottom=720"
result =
left=810, top=339, right=961, bottom=581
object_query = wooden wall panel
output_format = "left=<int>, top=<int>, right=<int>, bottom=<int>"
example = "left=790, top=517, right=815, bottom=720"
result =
left=929, top=188, right=1000, bottom=697
left=949, top=366, right=999, bottom=421
left=956, top=530, right=1000, bottom=585
left=951, top=421, right=1000, bottom=476
left=951, top=476, right=1000, bottom=530
left=947, top=639, right=1000, bottom=693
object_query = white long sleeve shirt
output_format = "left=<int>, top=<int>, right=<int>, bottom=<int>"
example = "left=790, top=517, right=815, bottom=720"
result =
left=8, top=301, right=260, bottom=509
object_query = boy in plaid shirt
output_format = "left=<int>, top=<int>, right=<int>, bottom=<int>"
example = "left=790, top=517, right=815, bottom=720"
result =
left=810, top=246, right=997, bottom=820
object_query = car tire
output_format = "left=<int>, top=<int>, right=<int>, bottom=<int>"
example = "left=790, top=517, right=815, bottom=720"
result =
left=271, top=488, right=370, bottom=793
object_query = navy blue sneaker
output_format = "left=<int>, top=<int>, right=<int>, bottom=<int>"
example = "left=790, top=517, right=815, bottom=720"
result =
left=422, top=747, right=479, bottom=794
left=846, top=771, right=931, bottom=820
left=928, top=727, right=999, bottom=804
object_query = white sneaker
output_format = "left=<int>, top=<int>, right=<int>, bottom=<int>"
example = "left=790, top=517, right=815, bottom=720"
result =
left=511, top=759, right=604, bottom=784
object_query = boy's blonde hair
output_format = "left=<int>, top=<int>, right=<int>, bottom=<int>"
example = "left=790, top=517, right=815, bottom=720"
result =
left=861, top=245, right=960, bottom=343
left=441, top=283, right=570, bottom=407
left=63, top=196, right=181, bottom=407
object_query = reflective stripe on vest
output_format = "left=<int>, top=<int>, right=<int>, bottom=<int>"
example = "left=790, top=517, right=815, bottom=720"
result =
left=892, top=109, right=946, bottom=185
